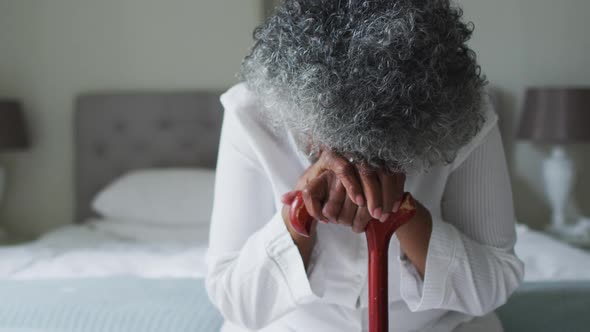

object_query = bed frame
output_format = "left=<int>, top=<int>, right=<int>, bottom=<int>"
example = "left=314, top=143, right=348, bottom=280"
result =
left=74, top=91, right=224, bottom=222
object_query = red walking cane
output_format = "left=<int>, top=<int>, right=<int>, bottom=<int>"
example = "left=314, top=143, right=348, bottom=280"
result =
left=289, top=191, right=416, bottom=332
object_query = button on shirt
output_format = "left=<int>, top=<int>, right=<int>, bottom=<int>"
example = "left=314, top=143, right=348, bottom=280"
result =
left=206, top=84, right=524, bottom=332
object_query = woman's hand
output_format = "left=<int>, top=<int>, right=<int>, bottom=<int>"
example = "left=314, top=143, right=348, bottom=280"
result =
left=280, top=171, right=338, bottom=267
left=284, top=171, right=373, bottom=234
left=281, top=149, right=409, bottom=267
left=284, top=150, right=407, bottom=224
left=352, top=163, right=406, bottom=222
left=289, top=150, right=367, bottom=207
left=280, top=151, right=367, bottom=267
left=282, top=149, right=432, bottom=278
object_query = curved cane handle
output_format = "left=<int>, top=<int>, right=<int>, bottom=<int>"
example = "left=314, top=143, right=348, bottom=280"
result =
left=288, top=191, right=417, bottom=332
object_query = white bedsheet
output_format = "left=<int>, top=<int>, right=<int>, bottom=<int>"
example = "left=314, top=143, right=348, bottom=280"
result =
left=0, top=223, right=588, bottom=281
left=515, top=224, right=590, bottom=281
left=0, top=224, right=208, bottom=279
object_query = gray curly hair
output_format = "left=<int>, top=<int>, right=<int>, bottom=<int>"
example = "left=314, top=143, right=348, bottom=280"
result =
left=241, top=0, right=486, bottom=171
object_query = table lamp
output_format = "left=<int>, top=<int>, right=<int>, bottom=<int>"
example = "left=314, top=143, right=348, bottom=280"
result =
left=0, top=100, right=29, bottom=207
left=517, top=87, right=590, bottom=233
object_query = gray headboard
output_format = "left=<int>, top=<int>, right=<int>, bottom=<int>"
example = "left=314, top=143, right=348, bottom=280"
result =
left=74, top=91, right=224, bottom=222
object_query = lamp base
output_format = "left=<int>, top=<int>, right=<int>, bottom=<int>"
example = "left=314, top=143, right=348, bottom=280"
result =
left=543, top=146, right=574, bottom=232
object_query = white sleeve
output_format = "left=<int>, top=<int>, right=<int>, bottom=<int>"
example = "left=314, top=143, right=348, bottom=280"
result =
left=205, top=102, right=321, bottom=330
left=398, top=125, right=525, bottom=315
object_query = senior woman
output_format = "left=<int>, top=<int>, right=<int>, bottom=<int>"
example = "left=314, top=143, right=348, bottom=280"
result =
left=206, top=1, right=523, bottom=331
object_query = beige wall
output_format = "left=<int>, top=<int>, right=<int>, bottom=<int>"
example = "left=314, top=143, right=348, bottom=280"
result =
left=0, top=0, right=260, bottom=235
left=460, top=0, right=590, bottom=228
left=1, top=0, right=589, bottom=235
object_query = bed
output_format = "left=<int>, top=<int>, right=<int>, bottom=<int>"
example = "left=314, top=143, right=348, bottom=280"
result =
left=0, top=91, right=225, bottom=331
left=0, top=92, right=589, bottom=332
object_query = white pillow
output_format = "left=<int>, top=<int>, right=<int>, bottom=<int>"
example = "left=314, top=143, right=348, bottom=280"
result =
left=92, top=168, right=215, bottom=226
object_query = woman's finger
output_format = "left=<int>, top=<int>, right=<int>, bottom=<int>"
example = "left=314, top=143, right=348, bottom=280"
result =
left=322, top=179, right=346, bottom=223
left=357, top=163, right=383, bottom=221
left=322, top=152, right=365, bottom=206
left=302, top=172, right=330, bottom=223
left=391, top=173, right=406, bottom=213
left=337, top=195, right=358, bottom=227
left=281, top=191, right=298, bottom=205
left=377, top=171, right=397, bottom=222
left=352, top=206, right=372, bottom=234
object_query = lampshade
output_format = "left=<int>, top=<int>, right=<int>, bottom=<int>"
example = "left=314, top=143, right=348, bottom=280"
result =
left=518, top=87, right=590, bottom=143
left=0, top=100, right=29, bottom=150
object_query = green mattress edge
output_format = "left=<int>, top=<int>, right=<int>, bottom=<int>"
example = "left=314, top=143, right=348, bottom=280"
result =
left=497, top=281, right=590, bottom=332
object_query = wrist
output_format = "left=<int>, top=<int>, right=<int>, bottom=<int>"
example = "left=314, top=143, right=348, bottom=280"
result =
left=396, top=199, right=432, bottom=236
left=282, top=204, right=316, bottom=266
left=395, top=199, right=432, bottom=278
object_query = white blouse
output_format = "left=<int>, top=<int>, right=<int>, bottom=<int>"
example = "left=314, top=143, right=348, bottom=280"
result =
left=206, top=83, right=524, bottom=332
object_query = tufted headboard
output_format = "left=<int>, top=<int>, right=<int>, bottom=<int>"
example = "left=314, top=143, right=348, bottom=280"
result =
left=74, top=91, right=224, bottom=223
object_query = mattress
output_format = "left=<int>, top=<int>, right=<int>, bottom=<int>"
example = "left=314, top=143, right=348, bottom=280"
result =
left=497, top=281, right=590, bottom=332
left=0, top=224, right=588, bottom=331
left=0, top=277, right=588, bottom=332
left=0, top=278, right=222, bottom=332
